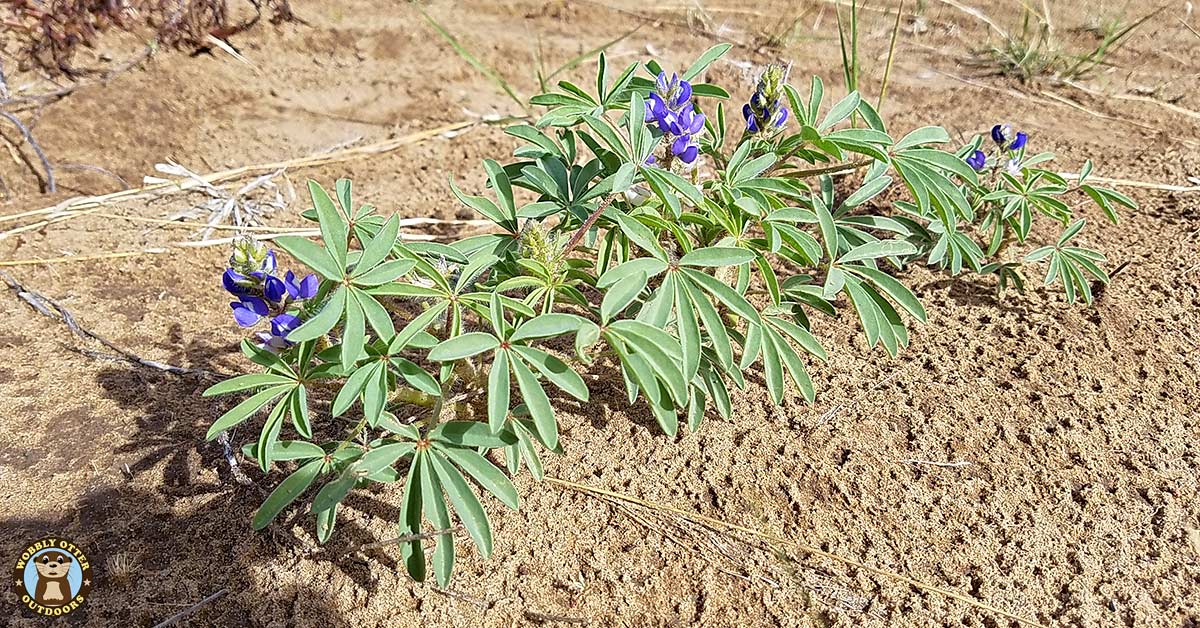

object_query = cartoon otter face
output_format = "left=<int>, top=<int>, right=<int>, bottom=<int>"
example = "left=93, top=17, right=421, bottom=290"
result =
left=34, top=552, right=72, bottom=579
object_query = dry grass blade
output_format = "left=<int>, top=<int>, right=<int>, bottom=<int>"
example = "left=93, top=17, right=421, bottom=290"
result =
left=927, top=0, right=1009, bottom=39
left=0, top=118, right=481, bottom=235
left=145, top=161, right=288, bottom=240
left=545, top=476, right=1048, bottom=628
left=0, top=249, right=171, bottom=268
left=1062, top=80, right=1200, bottom=123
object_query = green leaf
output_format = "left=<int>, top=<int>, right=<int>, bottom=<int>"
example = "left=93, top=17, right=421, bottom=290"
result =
left=398, top=455, right=426, bottom=581
left=252, top=459, right=323, bottom=530
left=679, top=246, right=756, bottom=267
left=674, top=278, right=700, bottom=381
left=358, top=442, right=416, bottom=476
left=309, top=180, right=349, bottom=268
left=393, top=358, right=441, bottom=396
left=815, top=198, right=839, bottom=259
left=418, top=453, right=454, bottom=587
left=846, top=266, right=927, bottom=323
left=839, top=239, right=918, bottom=263
left=818, top=91, right=861, bottom=131
left=682, top=43, right=732, bottom=80
left=367, top=282, right=442, bottom=299
left=439, top=445, right=519, bottom=511
left=597, top=257, right=667, bottom=288
left=354, top=215, right=399, bottom=275
left=431, top=421, right=519, bottom=448
left=288, top=287, right=347, bottom=343
left=242, top=440, right=326, bottom=463
left=611, top=211, right=667, bottom=260
left=204, top=373, right=294, bottom=397
left=512, top=345, right=588, bottom=401
left=352, top=259, right=416, bottom=286
left=428, top=452, right=493, bottom=558
left=601, top=269, right=647, bottom=323
left=205, top=385, right=292, bottom=439
left=613, top=162, right=636, bottom=193
left=894, top=126, right=949, bottom=150
left=684, top=279, right=733, bottom=369
left=682, top=269, right=761, bottom=322
left=311, top=471, right=356, bottom=514
left=332, top=361, right=378, bottom=417
left=510, top=355, right=558, bottom=450
left=389, top=302, right=449, bottom=353
left=488, top=350, right=511, bottom=433
left=358, top=292, right=396, bottom=338
left=276, top=236, right=342, bottom=280
left=341, top=290, right=367, bottom=370
left=428, top=332, right=500, bottom=361
left=510, top=313, right=583, bottom=342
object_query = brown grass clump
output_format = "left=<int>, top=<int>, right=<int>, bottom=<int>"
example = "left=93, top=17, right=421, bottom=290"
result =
left=1, top=0, right=300, bottom=76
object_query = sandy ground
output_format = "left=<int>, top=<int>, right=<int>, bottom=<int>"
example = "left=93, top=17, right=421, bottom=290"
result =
left=1, top=1, right=1198, bottom=626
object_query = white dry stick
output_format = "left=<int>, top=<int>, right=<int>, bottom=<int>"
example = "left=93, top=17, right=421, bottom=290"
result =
left=145, top=161, right=288, bottom=239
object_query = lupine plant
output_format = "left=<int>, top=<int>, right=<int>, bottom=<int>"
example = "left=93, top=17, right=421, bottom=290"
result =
left=203, top=45, right=1134, bottom=584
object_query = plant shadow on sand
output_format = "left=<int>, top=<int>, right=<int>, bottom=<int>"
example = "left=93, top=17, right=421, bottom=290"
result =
left=0, top=330, right=433, bottom=627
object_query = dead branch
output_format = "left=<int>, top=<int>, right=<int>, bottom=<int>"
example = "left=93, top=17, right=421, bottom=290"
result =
left=150, top=588, right=228, bottom=628
left=0, top=110, right=55, bottom=192
left=0, top=269, right=219, bottom=378
left=214, top=430, right=253, bottom=485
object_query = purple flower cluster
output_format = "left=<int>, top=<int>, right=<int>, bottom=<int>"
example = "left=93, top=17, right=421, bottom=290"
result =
left=966, top=123, right=1030, bottom=173
left=743, top=65, right=789, bottom=134
left=990, top=124, right=1028, bottom=152
left=223, top=237, right=318, bottom=351
left=644, top=72, right=705, bottom=164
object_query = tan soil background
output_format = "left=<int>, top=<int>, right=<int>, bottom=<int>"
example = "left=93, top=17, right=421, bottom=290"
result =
left=1, top=1, right=1199, bottom=626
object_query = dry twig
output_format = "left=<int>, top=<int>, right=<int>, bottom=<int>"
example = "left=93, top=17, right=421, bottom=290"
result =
left=0, top=269, right=219, bottom=377
left=0, top=118, right=481, bottom=235
left=150, top=588, right=228, bottom=628
left=0, top=110, right=55, bottom=192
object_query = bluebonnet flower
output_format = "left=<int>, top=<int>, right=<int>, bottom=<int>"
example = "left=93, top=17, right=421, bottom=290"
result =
left=743, top=65, right=789, bottom=134
left=221, top=236, right=319, bottom=347
left=283, top=270, right=318, bottom=300
left=1005, top=157, right=1022, bottom=177
left=257, top=313, right=302, bottom=353
left=231, top=296, right=269, bottom=327
left=991, top=123, right=1028, bottom=151
left=966, top=150, right=987, bottom=172
left=644, top=72, right=705, bottom=164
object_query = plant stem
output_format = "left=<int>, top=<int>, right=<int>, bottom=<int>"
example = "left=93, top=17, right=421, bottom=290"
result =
left=562, top=194, right=616, bottom=256
left=782, top=159, right=873, bottom=178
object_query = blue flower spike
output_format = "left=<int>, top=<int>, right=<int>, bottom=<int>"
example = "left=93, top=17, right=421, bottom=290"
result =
left=644, top=71, right=705, bottom=165
left=743, top=64, right=789, bottom=135
left=220, top=236, right=318, bottom=347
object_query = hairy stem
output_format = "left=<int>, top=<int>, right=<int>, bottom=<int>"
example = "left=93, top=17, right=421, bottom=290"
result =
left=562, top=194, right=616, bottom=256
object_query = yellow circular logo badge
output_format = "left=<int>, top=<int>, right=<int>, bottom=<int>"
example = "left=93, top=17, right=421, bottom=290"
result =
left=12, top=537, right=92, bottom=617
